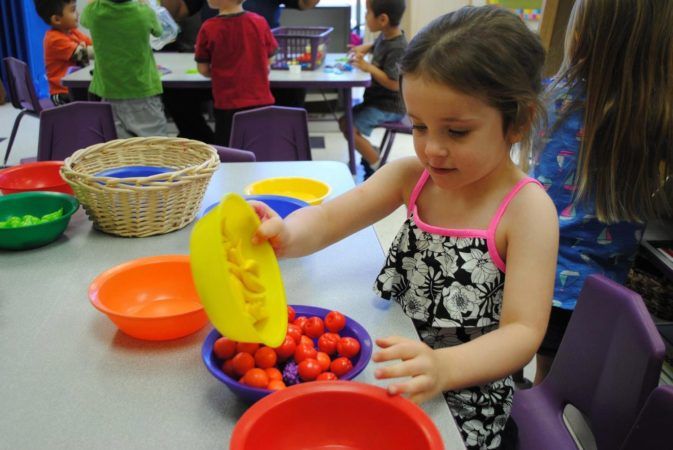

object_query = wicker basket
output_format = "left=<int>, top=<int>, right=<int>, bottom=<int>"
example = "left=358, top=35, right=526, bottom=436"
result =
left=61, top=137, right=219, bottom=237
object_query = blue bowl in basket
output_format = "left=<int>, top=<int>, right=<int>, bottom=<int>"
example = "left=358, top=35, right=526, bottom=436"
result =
left=202, top=195, right=309, bottom=219
left=202, top=305, right=373, bottom=404
left=95, top=166, right=173, bottom=178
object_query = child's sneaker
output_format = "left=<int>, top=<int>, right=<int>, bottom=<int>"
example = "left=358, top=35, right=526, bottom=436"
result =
left=361, top=146, right=381, bottom=180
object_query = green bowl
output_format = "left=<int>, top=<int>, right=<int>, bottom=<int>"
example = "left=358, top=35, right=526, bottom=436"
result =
left=0, top=192, right=79, bottom=250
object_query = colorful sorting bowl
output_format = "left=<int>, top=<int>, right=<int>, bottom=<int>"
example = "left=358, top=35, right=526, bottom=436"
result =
left=190, top=193, right=288, bottom=347
left=0, top=191, right=79, bottom=250
left=0, top=161, right=73, bottom=195
left=202, top=194, right=309, bottom=219
left=202, top=305, right=373, bottom=404
left=244, top=177, right=331, bottom=206
left=230, top=381, right=445, bottom=450
left=88, top=255, right=208, bottom=341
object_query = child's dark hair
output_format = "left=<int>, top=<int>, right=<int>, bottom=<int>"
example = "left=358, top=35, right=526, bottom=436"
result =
left=400, top=6, right=545, bottom=166
left=370, top=0, right=406, bottom=27
left=34, top=0, right=75, bottom=26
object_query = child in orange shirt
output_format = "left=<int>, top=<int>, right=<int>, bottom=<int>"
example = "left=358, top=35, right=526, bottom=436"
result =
left=35, top=0, right=93, bottom=105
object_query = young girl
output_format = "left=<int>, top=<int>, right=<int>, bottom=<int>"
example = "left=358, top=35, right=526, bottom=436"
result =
left=531, top=0, right=673, bottom=385
left=253, top=6, right=558, bottom=449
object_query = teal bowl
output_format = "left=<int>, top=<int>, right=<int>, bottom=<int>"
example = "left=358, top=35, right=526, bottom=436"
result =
left=0, top=192, right=79, bottom=250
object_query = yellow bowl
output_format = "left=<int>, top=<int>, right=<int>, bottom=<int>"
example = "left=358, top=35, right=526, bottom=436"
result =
left=189, top=193, right=288, bottom=347
left=244, top=177, right=331, bottom=206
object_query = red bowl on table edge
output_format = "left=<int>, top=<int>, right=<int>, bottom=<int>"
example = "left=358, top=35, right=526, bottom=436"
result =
left=0, top=161, right=73, bottom=195
left=230, top=380, right=445, bottom=450
left=202, top=304, right=374, bottom=403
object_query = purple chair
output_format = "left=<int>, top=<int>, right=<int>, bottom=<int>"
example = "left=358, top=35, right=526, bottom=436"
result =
left=211, top=145, right=256, bottom=163
left=620, top=385, right=673, bottom=450
left=512, top=274, right=665, bottom=450
left=229, top=106, right=311, bottom=162
left=3, top=57, right=54, bottom=166
left=378, top=116, right=412, bottom=167
left=37, top=101, right=117, bottom=161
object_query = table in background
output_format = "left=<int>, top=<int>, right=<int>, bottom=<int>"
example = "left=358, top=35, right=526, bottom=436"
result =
left=0, top=161, right=463, bottom=449
left=62, top=54, right=371, bottom=175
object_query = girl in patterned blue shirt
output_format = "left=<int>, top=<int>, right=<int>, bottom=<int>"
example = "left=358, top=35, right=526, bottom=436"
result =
left=531, top=0, right=673, bottom=385
left=253, top=6, right=559, bottom=449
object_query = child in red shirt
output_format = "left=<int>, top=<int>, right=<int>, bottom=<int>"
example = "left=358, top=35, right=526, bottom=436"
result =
left=35, top=0, right=93, bottom=106
left=195, top=0, right=277, bottom=146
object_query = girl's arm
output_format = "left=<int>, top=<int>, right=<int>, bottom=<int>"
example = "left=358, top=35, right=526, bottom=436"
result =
left=374, top=184, right=559, bottom=403
left=197, top=62, right=211, bottom=77
left=253, top=157, right=419, bottom=258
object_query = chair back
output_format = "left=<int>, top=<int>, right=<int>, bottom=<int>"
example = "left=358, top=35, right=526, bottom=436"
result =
left=229, top=106, right=311, bottom=162
left=37, top=102, right=117, bottom=161
left=620, top=385, right=673, bottom=450
left=513, top=274, right=665, bottom=450
left=3, top=57, right=43, bottom=113
left=379, top=116, right=412, bottom=166
left=211, top=145, right=256, bottom=163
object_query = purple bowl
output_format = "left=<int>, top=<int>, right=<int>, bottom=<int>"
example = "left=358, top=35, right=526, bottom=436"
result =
left=201, top=305, right=373, bottom=404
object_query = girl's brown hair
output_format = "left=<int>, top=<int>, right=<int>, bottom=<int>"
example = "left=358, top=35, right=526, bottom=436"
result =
left=555, top=0, right=673, bottom=223
left=399, top=6, right=545, bottom=168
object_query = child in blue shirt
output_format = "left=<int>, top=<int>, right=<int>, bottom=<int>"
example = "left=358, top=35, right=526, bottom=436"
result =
left=531, top=0, right=673, bottom=384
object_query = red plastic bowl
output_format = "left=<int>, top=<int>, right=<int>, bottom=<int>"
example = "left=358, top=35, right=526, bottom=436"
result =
left=0, top=161, right=73, bottom=195
left=230, top=381, right=445, bottom=450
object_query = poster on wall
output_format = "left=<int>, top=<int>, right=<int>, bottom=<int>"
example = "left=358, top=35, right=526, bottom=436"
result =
left=487, top=0, right=543, bottom=31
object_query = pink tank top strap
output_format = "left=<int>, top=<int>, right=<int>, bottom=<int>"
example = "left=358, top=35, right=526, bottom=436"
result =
left=486, top=177, right=542, bottom=272
left=407, top=170, right=430, bottom=217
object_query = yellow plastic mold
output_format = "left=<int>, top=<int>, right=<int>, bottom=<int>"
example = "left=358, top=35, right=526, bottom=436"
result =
left=190, top=193, right=287, bottom=347
left=244, top=177, right=331, bottom=206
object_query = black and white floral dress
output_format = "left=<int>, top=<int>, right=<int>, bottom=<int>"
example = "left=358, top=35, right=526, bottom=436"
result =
left=374, top=170, right=540, bottom=450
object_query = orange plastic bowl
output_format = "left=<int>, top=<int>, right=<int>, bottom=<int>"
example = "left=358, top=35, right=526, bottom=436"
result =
left=88, top=255, right=209, bottom=340
left=0, top=161, right=73, bottom=195
left=230, top=381, right=445, bottom=450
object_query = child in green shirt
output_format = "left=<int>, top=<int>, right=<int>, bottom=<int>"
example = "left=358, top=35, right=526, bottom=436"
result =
left=81, top=0, right=167, bottom=137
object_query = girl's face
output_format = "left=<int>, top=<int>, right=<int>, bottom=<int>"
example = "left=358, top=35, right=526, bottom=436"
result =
left=403, top=74, right=519, bottom=191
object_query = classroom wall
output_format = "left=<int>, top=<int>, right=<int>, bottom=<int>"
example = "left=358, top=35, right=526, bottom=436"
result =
left=400, top=0, right=474, bottom=40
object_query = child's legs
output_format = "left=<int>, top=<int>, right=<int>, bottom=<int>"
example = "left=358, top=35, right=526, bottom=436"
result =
left=444, top=376, right=516, bottom=450
left=345, top=104, right=405, bottom=165
left=534, top=306, right=573, bottom=385
left=163, top=88, right=215, bottom=143
left=50, top=93, right=72, bottom=107
left=106, top=96, right=167, bottom=138
left=213, top=108, right=236, bottom=147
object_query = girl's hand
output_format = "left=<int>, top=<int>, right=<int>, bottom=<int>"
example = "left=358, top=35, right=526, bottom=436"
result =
left=372, top=336, right=445, bottom=404
left=250, top=201, right=290, bottom=257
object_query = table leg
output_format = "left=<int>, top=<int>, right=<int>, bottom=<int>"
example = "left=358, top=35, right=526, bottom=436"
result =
left=342, top=88, right=356, bottom=174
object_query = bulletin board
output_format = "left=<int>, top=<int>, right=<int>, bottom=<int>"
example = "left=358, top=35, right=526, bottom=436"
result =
left=487, top=0, right=544, bottom=31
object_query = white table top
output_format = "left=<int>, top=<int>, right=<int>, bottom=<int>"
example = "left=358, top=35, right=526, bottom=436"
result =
left=62, top=53, right=372, bottom=89
left=0, top=161, right=463, bottom=449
